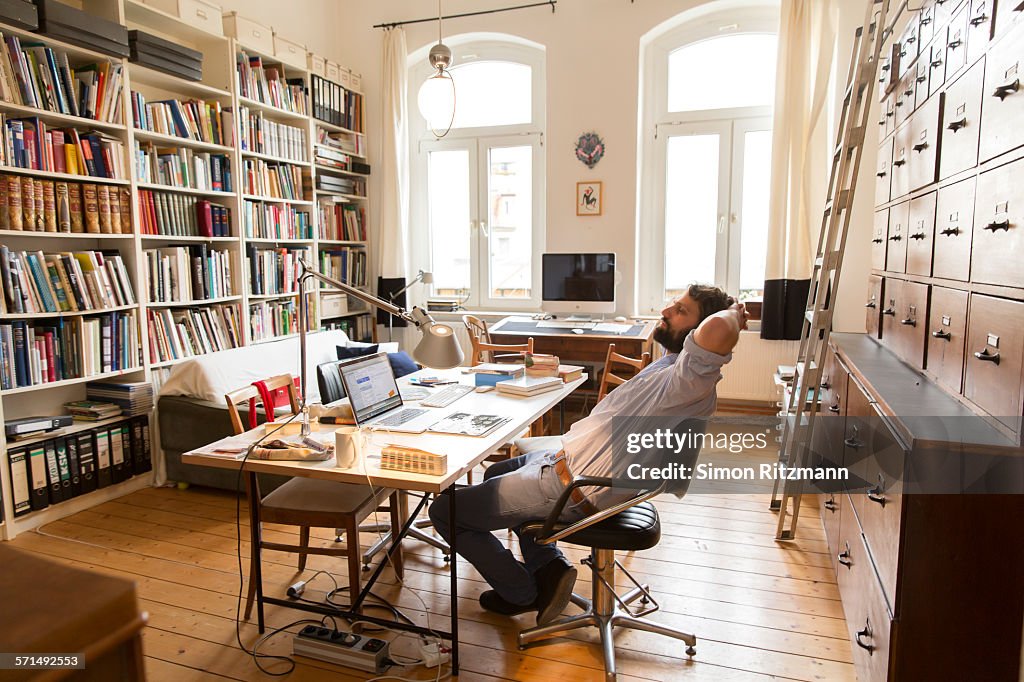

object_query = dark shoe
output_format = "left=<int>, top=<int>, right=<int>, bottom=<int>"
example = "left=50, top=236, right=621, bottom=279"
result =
left=479, top=590, right=537, bottom=617
left=534, top=556, right=577, bottom=625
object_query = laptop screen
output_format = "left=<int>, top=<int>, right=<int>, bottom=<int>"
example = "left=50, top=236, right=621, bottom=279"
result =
left=337, top=353, right=403, bottom=424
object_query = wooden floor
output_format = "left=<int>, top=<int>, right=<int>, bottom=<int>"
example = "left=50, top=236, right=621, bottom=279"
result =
left=9, top=460, right=854, bottom=681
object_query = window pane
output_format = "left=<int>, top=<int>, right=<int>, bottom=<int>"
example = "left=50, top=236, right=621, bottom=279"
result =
left=667, top=34, right=777, bottom=112
left=739, top=129, right=772, bottom=298
left=448, top=61, right=531, bottom=129
left=427, top=149, right=471, bottom=296
left=664, top=134, right=719, bottom=299
left=487, top=145, right=532, bottom=299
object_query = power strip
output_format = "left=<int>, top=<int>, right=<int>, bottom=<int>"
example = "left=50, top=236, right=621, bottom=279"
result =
left=292, top=625, right=390, bottom=673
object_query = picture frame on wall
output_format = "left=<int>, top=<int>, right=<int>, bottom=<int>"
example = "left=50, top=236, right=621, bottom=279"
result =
left=576, top=181, right=602, bottom=216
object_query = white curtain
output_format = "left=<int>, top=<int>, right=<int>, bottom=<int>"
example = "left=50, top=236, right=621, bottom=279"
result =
left=379, top=27, right=409, bottom=280
left=762, top=0, right=837, bottom=339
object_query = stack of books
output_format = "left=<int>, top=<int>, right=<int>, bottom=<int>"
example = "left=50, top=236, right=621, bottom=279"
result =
left=86, top=381, right=153, bottom=416
left=525, top=353, right=559, bottom=377
left=496, top=375, right=564, bottom=397
left=558, top=365, right=585, bottom=382
left=64, top=400, right=121, bottom=421
left=470, top=363, right=525, bottom=387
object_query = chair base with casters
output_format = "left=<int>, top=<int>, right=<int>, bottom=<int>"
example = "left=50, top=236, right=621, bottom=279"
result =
left=517, top=477, right=696, bottom=681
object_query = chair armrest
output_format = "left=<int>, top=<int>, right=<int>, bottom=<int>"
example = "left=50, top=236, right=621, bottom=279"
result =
left=527, top=475, right=663, bottom=545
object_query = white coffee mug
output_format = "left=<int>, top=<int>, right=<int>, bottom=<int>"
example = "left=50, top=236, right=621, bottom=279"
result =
left=335, top=426, right=365, bottom=468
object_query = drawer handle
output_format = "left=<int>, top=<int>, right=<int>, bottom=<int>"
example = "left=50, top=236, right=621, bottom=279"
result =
left=889, top=234, right=903, bottom=241
left=912, top=142, right=929, bottom=153
left=882, top=307, right=896, bottom=316
left=946, top=117, right=967, bottom=132
left=970, top=13, right=989, bottom=26
left=984, top=220, right=1011, bottom=232
left=930, top=59, right=943, bottom=69
left=939, top=226, right=960, bottom=236
left=974, top=348, right=1000, bottom=364
left=910, top=232, right=927, bottom=240
left=838, top=543, right=853, bottom=568
left=844, top=436, right=863, bottom=449
left=195, top=8, right=207, bottom=19
left=828, top=404, right=841, bottom=413
left=856, top=623, right=875, bottom=653
left=916, top=74, right=927, bottom=83
left=872, top=237, right=884, bottom=243
left=892, top=158, right=906, bottom=167
left=921, top=15, right=932, bottom=25
left=906, top=35, right=917, bottom=44
left=867, top=478, right=888, bottom=506
left=931, top=329, right=951, bottom=340
left=865, top=300, right=877, bottom=309
left=876, top=170, right=887, bottom=177
left=948, top=38, right=962, bottom=49
left=900, top=317, right=916, bottom=326
left=993, top=80, right=1020, bottom=100
left=824, top=497, right=837, bottom=511
left=886, top=110, right=895, bottom=118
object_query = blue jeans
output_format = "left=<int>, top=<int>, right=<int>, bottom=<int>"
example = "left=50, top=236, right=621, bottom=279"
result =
left=428, top=449, right=585, bottom=606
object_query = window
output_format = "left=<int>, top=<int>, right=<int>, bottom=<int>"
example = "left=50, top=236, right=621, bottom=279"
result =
left=410, top=40, right=545, bottom=309
left=639, top=9, right=779, bottom=312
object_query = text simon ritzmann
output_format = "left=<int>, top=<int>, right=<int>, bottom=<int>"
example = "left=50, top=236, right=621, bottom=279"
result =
left=626, top=462, right=850, bottom=481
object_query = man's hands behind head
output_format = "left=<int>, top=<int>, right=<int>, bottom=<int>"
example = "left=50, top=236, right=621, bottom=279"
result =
left=694, top=301, right=747, bottom=355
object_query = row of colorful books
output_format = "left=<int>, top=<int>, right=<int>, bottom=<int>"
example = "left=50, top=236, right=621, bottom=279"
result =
left=147, top=305, right=242, bottom=364
left=133, top=142, right=231, bottom=192
left=245, top=245, right=307, bottom=296
left=238, top=106, right=307, bottom=162
left=322, top=313, right=373, bottom=343
left=144, top=245, right=233, bottom=303
left=1, top=116, right=126, bottom=179
left=235, top=52, right=307, bottom=115
left=318, top=248, right=367, bottom=288
left=0, top=173, right=130, bottom=233
left=249, top=297, right=306, bottom=342
left=317, top=202, right=366, bottom=242
left=243, top=199, right=311, bottom=240
left=242, top=158, right=305, bottom=200
left=136, top=190, right=230, bottom=238
left=0, top=246, right=135, bottom=315
left=131, top=92, right=234, bottom=147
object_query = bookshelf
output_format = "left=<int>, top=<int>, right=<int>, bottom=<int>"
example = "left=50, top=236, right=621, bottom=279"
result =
left=0, top=3, right=375, bottom=539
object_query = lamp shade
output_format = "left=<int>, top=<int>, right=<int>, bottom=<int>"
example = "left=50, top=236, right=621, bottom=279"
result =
left=412, top=320, right=464, bottom=369
left=418, top=71, right=455, bottom=131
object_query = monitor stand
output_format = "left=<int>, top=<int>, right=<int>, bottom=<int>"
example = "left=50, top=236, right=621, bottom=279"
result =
left=565, top=314, right=594, bottom=322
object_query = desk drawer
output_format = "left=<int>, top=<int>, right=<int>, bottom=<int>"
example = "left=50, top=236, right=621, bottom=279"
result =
left=866, top=275, right=884, bottom=338
left=907, top=94, right=942, bottom=192
left=887, top=201, right=910, bottom=273
left=980, top=19, right=1024, bottom=162
left=906, top=191, right=937, bottom=276
left=964, top=294, right=1024, bottom=434
left=927, top=286, right=969, bottom=393
left=946, top=4, right=971, bottom=78
left=940, top=58, right=985, bottom=179
left=966, top=0, right=995, bottom=65
left=875, top=137, right=893, bottom=207
left=971, top=158, right=1024, bottom=288
left=871, top=209, right=889, bottom=270
left=933, top=177, right=975, bottom=281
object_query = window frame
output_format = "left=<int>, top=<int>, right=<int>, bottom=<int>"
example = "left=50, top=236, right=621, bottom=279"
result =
left=409, top=38, right=546, bottom=311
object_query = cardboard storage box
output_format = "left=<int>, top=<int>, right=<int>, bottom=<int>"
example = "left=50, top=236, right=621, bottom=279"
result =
left=222, top=10, right=273, bottom=55
left=307, top=52, right=326, bottom=77
left=321, top=294, right=349, bottom=318
left=273, top=32, right=306, bottom=69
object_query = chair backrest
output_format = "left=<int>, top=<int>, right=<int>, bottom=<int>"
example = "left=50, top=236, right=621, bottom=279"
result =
left=224, top=374, right=300, bottom=435
left=317, top=361, right=346, bottom=403
left=597, top=344, right=652, bottom=402
left=468, top=337, right=534, bottom=366
left=462, top=315, right=491, bottom=345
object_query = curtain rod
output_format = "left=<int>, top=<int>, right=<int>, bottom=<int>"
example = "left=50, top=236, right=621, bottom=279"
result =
left=373, top=1, right=557, bottom=30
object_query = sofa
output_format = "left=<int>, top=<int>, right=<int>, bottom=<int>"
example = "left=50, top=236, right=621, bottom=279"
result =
left=157, top=330, right=398, bottom=490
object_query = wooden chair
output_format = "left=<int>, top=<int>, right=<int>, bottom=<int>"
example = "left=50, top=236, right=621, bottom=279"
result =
left=597, top=344, right=652, bottom=403
left=224, top=374, right=402, bottom=619
left=462, top=315, right=534, bottom=365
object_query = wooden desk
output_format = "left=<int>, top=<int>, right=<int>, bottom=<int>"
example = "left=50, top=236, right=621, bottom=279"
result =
left=183, top=368, right=584, bottom=677
left=488, top=317, right=656, bottom=365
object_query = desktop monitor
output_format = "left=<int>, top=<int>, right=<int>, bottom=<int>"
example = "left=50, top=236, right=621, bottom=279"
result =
left=541, top=253, right=616, bottom=316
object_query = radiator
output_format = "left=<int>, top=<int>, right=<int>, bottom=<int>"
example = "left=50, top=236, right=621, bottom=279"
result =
left=717, top=333, right=798, bottom=403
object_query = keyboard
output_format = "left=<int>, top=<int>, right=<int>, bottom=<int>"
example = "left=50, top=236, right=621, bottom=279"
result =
left=537, top=321, right=596, bottom=329
left=374, top=408, right=428, bottom=427
left=420, top=384, right=474, bottom=408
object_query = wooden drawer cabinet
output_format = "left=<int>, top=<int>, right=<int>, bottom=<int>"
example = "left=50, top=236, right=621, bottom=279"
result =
left=906, top=191, right=936, bottom=276
left=946, top=3, right=971, bottom=78
left=966, top=0, right=995, bottom=65
left=871, top=209, right=888, bottom=270
left=939, top=58, right=985, bottom=178
left=906, top=94, right=942, bottom=191
left=964, top=294, right=1024, bottom=434
left=971, top=157, right=1024, bottom=288
left=875, top=137, right=893, bottom=206
left=886, top=201, right=909, bottom=272
left=891, top=123, right=911, bottom=198
left=815, top=351, right=849, bottom=570
left=927, top=286, right=969, bottom=393
left=895, top=280, right=930, bottom=368
left=932, top=177, right=975, bottom=280
left=980, top=18, right=1024, bottom=162
left=880, top=278, right=901, bottom=348
left=866, top=275, right=884, bottom=338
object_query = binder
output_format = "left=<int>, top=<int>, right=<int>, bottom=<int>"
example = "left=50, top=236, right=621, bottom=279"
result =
left=44, top=439, right=64, bottom=504
left=55, top=437, right=73, bottom=499
left=8, top=447, right=32, bottom=517
left=95, top=428, right=112, bottom=488
left=129, top=417, right=143, bottom=474
left=65, top=434, right=82, bottom=497
left=140, top=417, right=152, bottom=474
left=28, top=444, right=49, bottom=511
left=118, top=423, right=133, bottom=481
left=108, top=426, right=126, bottom=484
left=77, top=431, right=98, bottom=493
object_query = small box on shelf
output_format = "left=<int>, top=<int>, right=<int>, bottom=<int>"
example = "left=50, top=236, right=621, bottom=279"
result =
left=272, top=32, right=306, bottom=70
left=321, top=293, right=347, bottom=318
left=325, top=59, right=341, bottom=83
left=349, top=71, right=362, bottom=91
left=307, top=52, right=326, bottom=77
left=221, top=10, right=273, bottom=55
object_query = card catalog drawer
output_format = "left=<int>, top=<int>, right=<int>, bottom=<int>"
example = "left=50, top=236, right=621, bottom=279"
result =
left=885, top=94, right=897, bottom=139
left=927, top=286, right=969, bottom=393
left=307, top=53, right=326, bottom=77
left=222, top=11, right=273, bottom=55
left=887, top=201, right=910, bottom=273
left=867, top=275, right=884, bottom=338
left=898, top=20, right=921, bottom=78
left=273, top=33, right=307, bottom=69
left=891, top=123, right=911, bottom=199
left=920, top=1, right=937, bottom=45
left=946, top=4, right=971, bottom=77
left=933, top=177, right=975, bottom=281
left=964, top=294, right=1024, bottom=433
left=875, top=137, right=893, bottom=207
left=880, top=278, right=903, bottom=352
left=895, top=73, right=917, bottom=127
left=940, top=58, right=985, bottom=178
left=872, top=209, right=889, bottom=270
left=177, top=0, right=221, bottom=36
left=907, top=94, right=942, bottom=191
left=979, top=19, right=1024, bottom=162
left=966, top=0, right=994, bottom=65
left=907, top=192, right=937, bottom=276
left=994, top=0, right=1024, bottom=37
left=929, top=37, right=948, bottom=96
left=914, top=54, right=932, bottom=107
left=895, top=280, right=930, bottom=368
left=933, top=0, right=963, bottom=29
left=971, top=158, right=1024, bottom=288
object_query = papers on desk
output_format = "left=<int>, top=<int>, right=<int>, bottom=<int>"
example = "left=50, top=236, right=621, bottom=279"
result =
left=592, top=322, right=633, bottom=334
left=429, top=412, right=511, bottom=437
left=189, top=434, right=255, bottom=459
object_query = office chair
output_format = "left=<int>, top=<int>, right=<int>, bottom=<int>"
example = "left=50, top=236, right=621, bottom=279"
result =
left=224, top=374, right=402, bottom=618
left=597, top=344, right=652, bottom=403
left=316, top=360, right=451, bottom=569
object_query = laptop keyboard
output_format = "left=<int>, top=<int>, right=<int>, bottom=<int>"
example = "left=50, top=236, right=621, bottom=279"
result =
left=375, top=408, right=428, bottom=427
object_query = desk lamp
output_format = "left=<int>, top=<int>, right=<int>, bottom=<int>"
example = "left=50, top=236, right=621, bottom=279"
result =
left=297, top=259, right=463, bottom=435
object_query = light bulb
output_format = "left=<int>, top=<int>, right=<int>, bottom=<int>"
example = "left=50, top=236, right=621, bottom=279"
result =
left=418, top=70, right=455, bottom=131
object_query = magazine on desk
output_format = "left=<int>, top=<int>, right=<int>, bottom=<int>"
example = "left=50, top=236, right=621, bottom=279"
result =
left=429, top=412, right=511, bottom=437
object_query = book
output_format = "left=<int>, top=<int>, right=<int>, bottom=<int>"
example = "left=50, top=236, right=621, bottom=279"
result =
left=524, top=353, right=560, bottom=377
left=495, top=375, right=565, bottom=397
left=558, top=364, right=586, bottom=382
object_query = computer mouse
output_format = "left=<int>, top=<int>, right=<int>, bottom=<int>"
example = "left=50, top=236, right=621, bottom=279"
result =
left=613, top=316, right=628, bottom=323
left=571, top=328, right=584, bottom=334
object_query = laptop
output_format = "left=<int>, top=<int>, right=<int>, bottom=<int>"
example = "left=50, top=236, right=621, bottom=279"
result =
left=337, top=353, right=442, bottom=433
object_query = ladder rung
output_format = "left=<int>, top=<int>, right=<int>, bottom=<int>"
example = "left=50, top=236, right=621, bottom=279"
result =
left=814, top=251, right=840, bottom=270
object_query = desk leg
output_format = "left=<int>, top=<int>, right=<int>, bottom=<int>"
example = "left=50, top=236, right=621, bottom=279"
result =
left=560, top=401, right=565, bottom=433
left=448, top=485, right=460, bottom=676
left=248, top=472, right=266, bottom=633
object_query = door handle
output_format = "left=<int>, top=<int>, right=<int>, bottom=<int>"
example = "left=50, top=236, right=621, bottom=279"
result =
left=970, top=13, right=989, bottom=26
left=872, top=237, right=884, bottom=244
left=479, top=221, right=489, bottom=237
